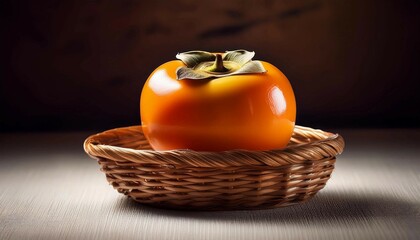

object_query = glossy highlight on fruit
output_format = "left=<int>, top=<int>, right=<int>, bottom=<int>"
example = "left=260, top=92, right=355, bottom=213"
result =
left=140, top=50, right=296, bottom=151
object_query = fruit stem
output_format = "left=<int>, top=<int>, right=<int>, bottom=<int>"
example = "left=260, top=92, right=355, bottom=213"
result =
left=206, top=54, right=228, bottom=72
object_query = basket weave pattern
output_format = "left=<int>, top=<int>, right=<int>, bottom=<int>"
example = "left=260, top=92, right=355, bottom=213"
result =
left=84, top=125, right=344, bottom=210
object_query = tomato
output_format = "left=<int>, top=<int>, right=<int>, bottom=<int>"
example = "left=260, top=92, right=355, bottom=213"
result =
left=140, top=52, right=296, bottom=151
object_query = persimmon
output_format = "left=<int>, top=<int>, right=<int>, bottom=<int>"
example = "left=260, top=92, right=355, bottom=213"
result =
left=140, top=50, right=296, bottom=151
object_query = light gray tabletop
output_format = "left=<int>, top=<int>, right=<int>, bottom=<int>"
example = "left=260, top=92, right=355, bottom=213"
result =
left=1, top=128, right=419, bottom=240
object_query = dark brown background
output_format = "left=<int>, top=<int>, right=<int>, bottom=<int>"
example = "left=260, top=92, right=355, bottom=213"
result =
left=1, top=0, right=419, bottom=132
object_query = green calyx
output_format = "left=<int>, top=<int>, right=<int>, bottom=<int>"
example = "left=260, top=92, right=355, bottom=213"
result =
left=175, top=50, right=266, bottom=80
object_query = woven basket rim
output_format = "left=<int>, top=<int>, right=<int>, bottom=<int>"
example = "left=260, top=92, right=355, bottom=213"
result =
left=84, top=125, right=345, bottom=168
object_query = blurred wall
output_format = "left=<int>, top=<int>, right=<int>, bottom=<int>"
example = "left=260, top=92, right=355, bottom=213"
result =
left=1, top=0, right=419, bottom=131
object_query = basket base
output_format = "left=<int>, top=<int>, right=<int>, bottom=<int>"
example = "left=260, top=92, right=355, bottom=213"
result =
left=101, top=157, right=335, bottom=211
left=124, top=192, right=320, bottom=211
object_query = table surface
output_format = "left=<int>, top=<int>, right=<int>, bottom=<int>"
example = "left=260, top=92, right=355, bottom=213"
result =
left=0, top=128, right=419, bottom=240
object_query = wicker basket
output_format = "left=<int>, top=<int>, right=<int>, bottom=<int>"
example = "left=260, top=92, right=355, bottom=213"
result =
left=84, top=125, right=344, bottom=210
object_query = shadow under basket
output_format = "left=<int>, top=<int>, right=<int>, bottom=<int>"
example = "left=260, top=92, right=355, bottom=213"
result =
left=84, top=125, right=345, bottom=211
